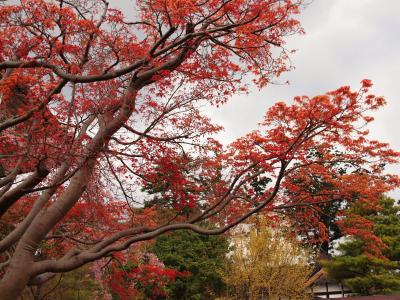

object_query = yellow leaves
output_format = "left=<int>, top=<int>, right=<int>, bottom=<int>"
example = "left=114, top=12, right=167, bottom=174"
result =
left=223, top=216, right=312, bottom=300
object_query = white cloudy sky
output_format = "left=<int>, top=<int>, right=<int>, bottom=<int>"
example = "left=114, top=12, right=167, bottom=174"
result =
left=112, top=0, right=400, bottom=197
left=208, top=1, right=400, bottom=146
left=206, top=0, right=400, bottom=198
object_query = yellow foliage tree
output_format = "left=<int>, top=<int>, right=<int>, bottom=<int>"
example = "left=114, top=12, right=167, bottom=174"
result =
left=222, top=217, right=313, bottom=300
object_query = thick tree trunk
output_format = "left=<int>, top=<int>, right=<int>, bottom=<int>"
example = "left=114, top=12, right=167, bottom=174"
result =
left=0, top=163, right=93, bottom=298
left=0, top=44, right=188, bottom=297
left=0, top=242, right=35, bottom=299
left=0, top=96, right=135, bottom=297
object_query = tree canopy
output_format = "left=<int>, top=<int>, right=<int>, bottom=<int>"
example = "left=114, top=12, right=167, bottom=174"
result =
left=0, top=0, right=399, bottom=298
left=324, top=197, right=400, bottom=295
left=222, top=217, right=312, bottom=300
left=150, top=229, right=229, bottom=299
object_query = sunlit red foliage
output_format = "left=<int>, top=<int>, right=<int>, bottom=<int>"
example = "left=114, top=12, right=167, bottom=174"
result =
left=99, top=252, right=189, bottom=300
left=218, top=83, right=399, bottom=248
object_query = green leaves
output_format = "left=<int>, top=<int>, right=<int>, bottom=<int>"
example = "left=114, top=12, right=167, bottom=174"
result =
left=324, top=197, right=400, bottom=295
left=150, top=229, right=229, bottom=299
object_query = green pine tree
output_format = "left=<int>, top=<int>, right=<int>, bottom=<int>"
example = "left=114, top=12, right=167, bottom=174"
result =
left=324, top=196, right=400, bottom=295
left=150, top=229, right=229, bottom=300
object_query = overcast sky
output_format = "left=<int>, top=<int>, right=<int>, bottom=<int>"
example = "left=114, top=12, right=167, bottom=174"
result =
left=112, top=0, right=400, bottom=197
left=208, top=0, right=399, bottom=143
left=206, top=0, right=400, bottom=198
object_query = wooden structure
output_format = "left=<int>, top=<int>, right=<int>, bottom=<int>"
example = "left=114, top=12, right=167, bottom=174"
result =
left=306, top=269, right=352, bottom=299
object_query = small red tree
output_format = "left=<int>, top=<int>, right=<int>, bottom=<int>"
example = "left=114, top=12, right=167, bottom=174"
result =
left=0, top=1, right=398, bottom=298
left=93, top=251, right=189, bottom=300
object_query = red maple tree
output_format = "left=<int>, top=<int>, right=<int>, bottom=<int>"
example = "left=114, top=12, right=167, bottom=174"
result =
left=0, top=0, right=398, bottom=298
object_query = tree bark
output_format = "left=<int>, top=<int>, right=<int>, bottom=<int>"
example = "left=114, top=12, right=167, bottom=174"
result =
left=0, top=241, right=35, bottom=299
left=0, top=88, right=138, bottom=297
left=0, top=35, right=197, bottom=298
left=0, top=161, right=95, bottom=296
left=0, top=165, right=49, bottom=218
